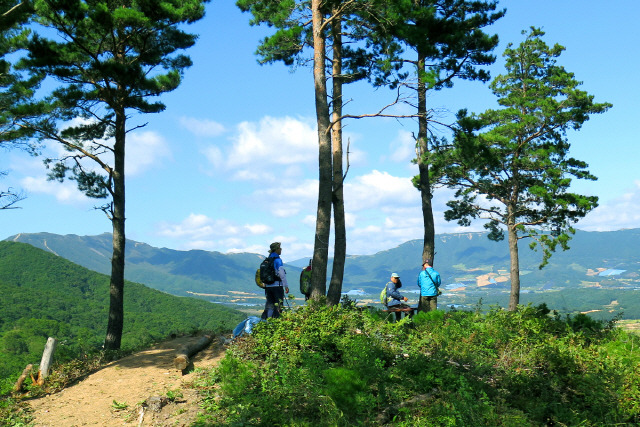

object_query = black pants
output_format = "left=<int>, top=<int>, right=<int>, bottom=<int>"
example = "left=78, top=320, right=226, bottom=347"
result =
left=262, top=286, right=285, bottom=319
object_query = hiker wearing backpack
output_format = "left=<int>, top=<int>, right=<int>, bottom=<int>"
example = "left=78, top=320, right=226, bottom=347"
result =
left=417, top=258, right=441, bottom=313
left=383, top=273, right=409, bottom=321
left=299, top=259, right=312, bottom=301
left=260, top=242, right=289, bottom=319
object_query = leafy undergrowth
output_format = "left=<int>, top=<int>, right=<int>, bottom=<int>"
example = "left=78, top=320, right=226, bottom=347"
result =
left=196, top=300, right=640, bottom=426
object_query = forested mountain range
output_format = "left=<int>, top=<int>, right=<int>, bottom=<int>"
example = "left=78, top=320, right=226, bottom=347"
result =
left=6, top=229, right=639, bottom=312
left=0, top=241, right=245, bottom=379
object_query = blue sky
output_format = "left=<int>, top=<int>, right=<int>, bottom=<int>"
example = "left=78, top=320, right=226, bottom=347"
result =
left=1, top=0, right=639, bottom=261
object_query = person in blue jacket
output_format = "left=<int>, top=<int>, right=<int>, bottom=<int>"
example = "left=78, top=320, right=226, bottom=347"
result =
left=261, top=242, right=289, bottom=319
left=385, top=273, right=409, bottom=320
left=417, top=258, right=441, bottom=313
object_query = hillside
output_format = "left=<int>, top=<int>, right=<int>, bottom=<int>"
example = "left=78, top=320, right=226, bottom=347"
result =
left=5, top=232, right=297, bottom=302
left=0, top=241, right=245, bottom=380
left=6, top=229, right=639, bottom=314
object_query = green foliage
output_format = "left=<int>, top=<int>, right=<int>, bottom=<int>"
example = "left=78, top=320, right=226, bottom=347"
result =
left=199, top=304, right=640, bottom=425
left=430, top=28, right=612, bottom=270
left=381, top=0, right=505, bottom=90
left=0, top=394, right=32, bottom=426
left=0, top=241, right=245, bottom=379
left=0, top=0, right=43, bottom=210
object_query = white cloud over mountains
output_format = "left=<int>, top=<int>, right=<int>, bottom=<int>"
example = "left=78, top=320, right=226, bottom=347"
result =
left=578, top=181, right=640, bottom=231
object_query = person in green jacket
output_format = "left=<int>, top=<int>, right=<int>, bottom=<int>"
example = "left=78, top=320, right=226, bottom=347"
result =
left=299, top=259, right=312, bottom=301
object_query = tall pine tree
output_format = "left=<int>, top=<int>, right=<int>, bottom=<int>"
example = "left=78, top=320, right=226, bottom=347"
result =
left=380, top=0, right=504, bottom=267
left=430, top=28, right=611, bottom=310
left=17, top=0, right=208, bottom=348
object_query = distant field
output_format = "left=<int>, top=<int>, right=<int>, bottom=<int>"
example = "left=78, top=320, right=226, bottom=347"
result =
left=618, top=319, right=640, bottom=334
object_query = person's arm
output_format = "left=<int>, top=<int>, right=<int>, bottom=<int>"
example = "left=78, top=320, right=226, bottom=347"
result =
left=277, top=265, right=289, bottom=291
left=388, top=283, right=406, bottom=301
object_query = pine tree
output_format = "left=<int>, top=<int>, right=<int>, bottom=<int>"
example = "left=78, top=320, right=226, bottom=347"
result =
left=430, top=28, right=612, bottom=310
left=17, top=0, right=208, bottom=349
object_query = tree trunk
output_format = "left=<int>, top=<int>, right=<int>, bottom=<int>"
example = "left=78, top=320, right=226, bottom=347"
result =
left=310, top=0, right=332, bottom=300
left=327, top=11, right=345, bottom=306
left=416, top=50, right=436, bottom=265
left=104, top=108, right=126, bottom=350
left=507, top=214, right=521, bottom=311
left=173, top=335, right=214, bottom=371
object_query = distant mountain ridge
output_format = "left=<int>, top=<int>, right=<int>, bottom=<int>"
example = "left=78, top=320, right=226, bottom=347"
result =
left=6, top=232, right=270, bottom=298
left=6, top=229, right=640, bottom=301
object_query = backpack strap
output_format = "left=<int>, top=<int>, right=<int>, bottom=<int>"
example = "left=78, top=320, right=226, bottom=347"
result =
left=424, top=269, right=438, bottom=288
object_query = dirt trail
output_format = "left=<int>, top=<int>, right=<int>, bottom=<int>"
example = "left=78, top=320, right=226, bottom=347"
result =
left=27, top=335, right=226, bottom=426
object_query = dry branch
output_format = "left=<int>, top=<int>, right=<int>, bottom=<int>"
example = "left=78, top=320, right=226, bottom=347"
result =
left=13, top=364, right=33, bottom=392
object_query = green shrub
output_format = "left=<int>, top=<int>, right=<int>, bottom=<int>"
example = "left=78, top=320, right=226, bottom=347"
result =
left=198, top=303, right=640, bottom=426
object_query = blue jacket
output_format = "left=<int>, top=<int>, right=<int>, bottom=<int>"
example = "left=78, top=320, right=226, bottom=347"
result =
left=418, top=267, right=441, bottom=296
left=385, top=281, right=405, bottom=307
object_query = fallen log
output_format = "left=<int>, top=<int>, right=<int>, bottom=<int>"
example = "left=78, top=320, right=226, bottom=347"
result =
left=173, top=335, right=213, bottom=371
left=13, top=364, right=33, bottom=392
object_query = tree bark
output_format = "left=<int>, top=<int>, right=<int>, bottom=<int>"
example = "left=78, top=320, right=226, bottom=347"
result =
left=507, top=209, right=521, bottom=311
left=327, top=11, right=346, bottom=306
left=104, top=107, right=126, bottom=350
left=416, top=50, right=436, bottom=265
left=310, top=0, right=332, bottom=300
left=173, top=335, right=214, bottom=371
left=37, top=337, right=57, bottom=385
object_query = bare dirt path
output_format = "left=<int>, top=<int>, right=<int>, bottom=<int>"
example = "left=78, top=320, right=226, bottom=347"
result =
left=27, top=335, right=226, bottom=426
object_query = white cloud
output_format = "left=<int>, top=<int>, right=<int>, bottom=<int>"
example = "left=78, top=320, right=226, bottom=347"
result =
left=20, top=176, right=90, bottom=204
left=126, top=131, right=172, bottom=176
left=578, top=181, right=640, bottom=231
left=179, top=117, right=226, bottom=137
left=157, top=213, right=272, bottom=240
left=343, top=185, right=485, bottom=255
left=389, top=130, right=416, bottom=163
left=302, top=215, right=316, bottom=227
left=204, top=116, right=317, bottom=182
left=203, top=146, right=224, bottom=169
left=256, top=179, right=318, bottom=218
left=345, top=170, right=418, bottom=212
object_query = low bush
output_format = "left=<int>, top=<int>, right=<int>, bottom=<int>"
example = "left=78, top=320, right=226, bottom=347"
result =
left=198, top=303, right=640, bottom=426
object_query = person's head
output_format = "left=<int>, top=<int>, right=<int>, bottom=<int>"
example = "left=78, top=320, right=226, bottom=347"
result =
left=422, top=258, right=432, bottom=269
left=269, top=242, right=282, bottom=254
left=391, top=273, right=400, bottom=283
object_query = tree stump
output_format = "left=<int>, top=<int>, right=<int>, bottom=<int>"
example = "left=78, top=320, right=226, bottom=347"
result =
left=37, top=337, right=57, bottom=385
